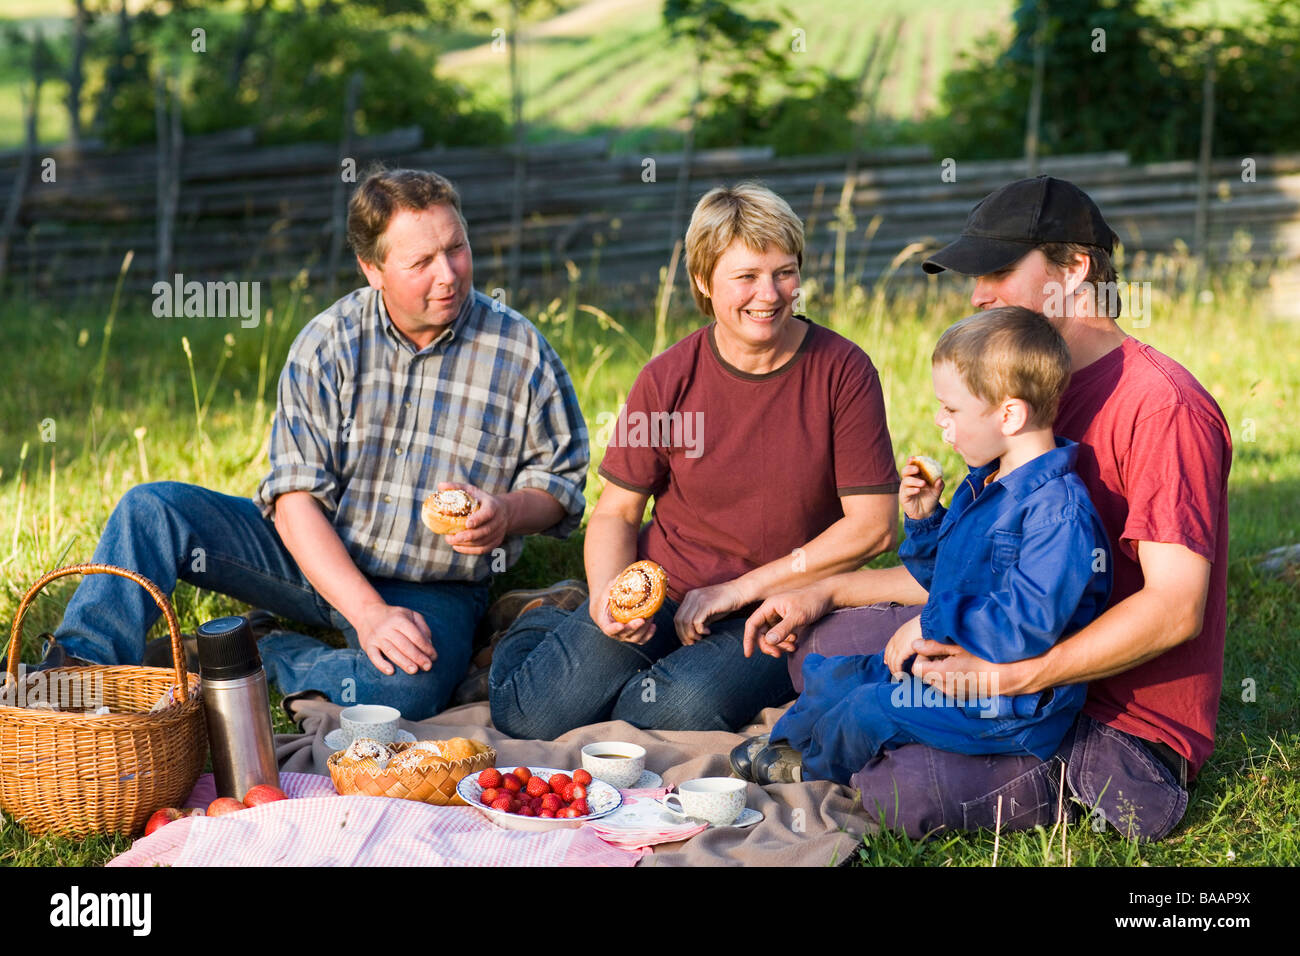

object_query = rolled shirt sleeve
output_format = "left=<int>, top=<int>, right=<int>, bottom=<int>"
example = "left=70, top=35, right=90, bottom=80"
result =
left=254, top=324, right=342, bottom=519
left=510, top=341, right=589, bottom=538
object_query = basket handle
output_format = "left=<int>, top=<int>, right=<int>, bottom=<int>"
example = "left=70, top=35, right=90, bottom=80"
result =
left=6, top=563, right=191, bottom=702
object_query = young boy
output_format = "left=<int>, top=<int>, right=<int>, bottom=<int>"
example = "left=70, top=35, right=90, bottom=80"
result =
left=767, top=306, right=1112, bottom=784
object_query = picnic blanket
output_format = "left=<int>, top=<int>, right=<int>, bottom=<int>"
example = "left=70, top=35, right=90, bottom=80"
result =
left=110, top=702, right=873, bottom=867
left=109, top=771, right=642, bottom=866
left=272, top=699, right=874, bottom=867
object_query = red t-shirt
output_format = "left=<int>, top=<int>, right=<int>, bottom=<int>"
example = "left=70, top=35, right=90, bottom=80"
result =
left=1055, top=337, right=1232, bottom=776
left=599, top=319, right=899, bottom=602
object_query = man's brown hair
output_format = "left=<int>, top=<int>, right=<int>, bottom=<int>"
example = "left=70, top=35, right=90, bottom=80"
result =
left=1038, top=242, right=1122, bottom=318
left=933, top=306, right=1072, bottom=428
left=347, top=166, right=466, bottom=267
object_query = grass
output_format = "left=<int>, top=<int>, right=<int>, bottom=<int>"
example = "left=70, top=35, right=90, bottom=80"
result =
left=0, top=241, right=1297, bottom=866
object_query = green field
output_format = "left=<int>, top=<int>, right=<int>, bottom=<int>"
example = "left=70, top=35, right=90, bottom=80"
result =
left=0, top=249, right=1296, bottom=865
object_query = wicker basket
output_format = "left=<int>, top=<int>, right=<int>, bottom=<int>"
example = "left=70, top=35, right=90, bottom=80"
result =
left=328, top=741, right=496, bottom=806
left=0, top=564, right=207, bottom=838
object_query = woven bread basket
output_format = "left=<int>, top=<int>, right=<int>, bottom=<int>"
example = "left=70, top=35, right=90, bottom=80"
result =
left=328, top=740, right=496, bottom=806
left=0, top=564, right=207, bottom=837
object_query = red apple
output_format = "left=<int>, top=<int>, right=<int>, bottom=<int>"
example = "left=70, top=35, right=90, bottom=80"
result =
left=144, top=807, right=184, bottom=836
left=243, top=784, right=288, bottom=807
left=144, top=807, right=202, bottom=836
left=207, top=797, right=247, bottom=817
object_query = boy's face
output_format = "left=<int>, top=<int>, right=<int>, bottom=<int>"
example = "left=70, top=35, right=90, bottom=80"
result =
left=932, top=361, right=1007, bottom=468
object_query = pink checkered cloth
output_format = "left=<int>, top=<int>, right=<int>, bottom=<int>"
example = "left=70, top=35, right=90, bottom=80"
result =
left=107, top=773, right=646, bottom=867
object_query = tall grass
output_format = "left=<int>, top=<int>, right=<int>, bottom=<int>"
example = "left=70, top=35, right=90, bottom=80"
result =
left=0, top=249, right=1296, bottom=866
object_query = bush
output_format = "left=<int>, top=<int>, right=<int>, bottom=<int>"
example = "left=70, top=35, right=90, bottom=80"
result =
left=933, top=0, right=1300, bottom=162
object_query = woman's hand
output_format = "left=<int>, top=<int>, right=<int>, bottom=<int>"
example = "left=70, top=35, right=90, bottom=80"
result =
left=674, top=581, right=749, bottom=646
left=590, top=587, right=657, bottom=645
left=742, top=584, right=833, bottom=658
left=900, top=460, right=944, bottom=521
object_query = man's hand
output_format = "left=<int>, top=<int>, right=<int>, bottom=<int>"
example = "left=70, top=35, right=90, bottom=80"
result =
left=883, top=613, right=924, bottom=676
left=674, top=580, right=749, bottom=646
left=910, top=640, right=1023, bottom=697
left=354, top=602, right=437, bottom=676
left=440, top=481, right=510, bottom=555
left=590, top=586, right=657, bottom=645
left=742, top=585, right=833, bottom=658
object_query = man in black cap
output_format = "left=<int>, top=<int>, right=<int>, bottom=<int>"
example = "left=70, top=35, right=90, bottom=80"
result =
left=739, top=176, right=1232, bottom=842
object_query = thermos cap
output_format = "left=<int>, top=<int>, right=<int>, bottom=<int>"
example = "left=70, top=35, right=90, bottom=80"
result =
left=196, top=616, right=263, bottom=681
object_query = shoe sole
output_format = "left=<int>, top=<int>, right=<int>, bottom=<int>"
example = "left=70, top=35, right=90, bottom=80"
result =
left=484, top=581, right=588, bottom=634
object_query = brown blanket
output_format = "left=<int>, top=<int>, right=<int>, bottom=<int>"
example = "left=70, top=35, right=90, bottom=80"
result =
left=276, top=700, right=874, bottom=867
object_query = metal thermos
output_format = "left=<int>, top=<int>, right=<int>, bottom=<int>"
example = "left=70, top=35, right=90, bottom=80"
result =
left=196, top=616, right=280, bottom=799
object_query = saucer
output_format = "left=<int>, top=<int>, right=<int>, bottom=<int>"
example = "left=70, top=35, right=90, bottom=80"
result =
left=626, top=770, right=663, bottom=790
left=660, top=804, right=763, bottom=829
left=324, top=728, right=416, bottom=751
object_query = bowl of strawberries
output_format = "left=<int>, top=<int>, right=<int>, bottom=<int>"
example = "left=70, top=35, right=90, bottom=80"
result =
left=457, top=765, right=622, bottom=831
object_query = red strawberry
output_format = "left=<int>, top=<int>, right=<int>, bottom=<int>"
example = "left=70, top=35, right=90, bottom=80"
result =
left=549, top=772, right=571, bottom=793
left=539, top=809, right=556, bottom=818
left=525, top=776, right=551, bottom=798
left=557, top=807, right=580, bottom=819
left=570, top=798, right=590, bottom=816
left=561, top=783, right=577, bottom=803
left=529, top=796, right=544, bottom=812
left=540, top=793, right=563, bottom=812
left=572, top=769, right=593, bottom=787
left=519, top=805, right=536, bottom=817
left=478, top=769, right=503, bottom=789
left=501, top=773, right=523, bottom=793
left=491, top=795, right=513, bottom=812
left=570, top=783, right=588, bottom=801
left=513, top=767, right=532, bottom=784
left=480, top=787, right=500, bottom=805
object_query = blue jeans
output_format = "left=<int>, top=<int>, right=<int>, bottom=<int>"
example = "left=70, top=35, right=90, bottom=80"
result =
left=488, top=598, right=795, bottom=739
left=789, top=604, right=1190, bottom=842
left=53, top=481, right=488, bottom=720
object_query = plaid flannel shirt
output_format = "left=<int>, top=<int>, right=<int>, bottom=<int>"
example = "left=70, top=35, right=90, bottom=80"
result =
left=254, top=287, right=589, bottom=583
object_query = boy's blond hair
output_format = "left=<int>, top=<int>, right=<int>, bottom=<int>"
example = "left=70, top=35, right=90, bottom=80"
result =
left=685, top=182, right=804, bottom=319
left=933, top=307, right=1071, bottom=428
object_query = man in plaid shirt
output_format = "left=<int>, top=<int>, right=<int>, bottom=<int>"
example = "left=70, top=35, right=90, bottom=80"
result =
left=46, top=168, right=589, bottom=720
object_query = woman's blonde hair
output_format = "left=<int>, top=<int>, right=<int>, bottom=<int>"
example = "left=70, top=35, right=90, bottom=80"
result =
left=684, top=182, right=804, bottom=318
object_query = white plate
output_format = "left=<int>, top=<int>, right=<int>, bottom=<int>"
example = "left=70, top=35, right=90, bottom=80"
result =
left=660, top=804, right=763, bottom=829
left=324, top=728, right=416, bottom=751
left=456, top=767, right=622, bottom=831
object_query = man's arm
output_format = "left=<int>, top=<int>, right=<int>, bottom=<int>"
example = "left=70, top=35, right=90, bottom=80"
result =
left=273, top=491, right=436, bottom=677
left=912, top=540, right=1211, bottom=696
left=441, top=485, right=567, bottom=555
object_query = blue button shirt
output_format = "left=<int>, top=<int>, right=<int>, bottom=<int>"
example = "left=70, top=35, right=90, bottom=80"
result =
left=899, top=438, right=1112, bottom=754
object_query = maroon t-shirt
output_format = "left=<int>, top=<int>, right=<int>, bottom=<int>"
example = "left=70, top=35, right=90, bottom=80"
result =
left=1055, top=337, right=1232, bottom=776
left=599, top=319, right=899, bottom=602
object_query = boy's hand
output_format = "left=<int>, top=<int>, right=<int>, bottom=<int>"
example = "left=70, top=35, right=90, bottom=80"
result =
left=900, top=459, right=943, bottom=521
left=883, top=613, right=924, bottom=676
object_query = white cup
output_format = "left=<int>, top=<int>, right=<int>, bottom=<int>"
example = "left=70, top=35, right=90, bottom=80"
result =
left=339, top=704, right=400, bottom=745
left=580, top=741, right=646, bottom=789
left=660, top=777, right=747, bottom=826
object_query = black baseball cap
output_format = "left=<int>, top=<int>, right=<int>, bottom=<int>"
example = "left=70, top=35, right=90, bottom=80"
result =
left=922, top=176, right=1120, bottom=276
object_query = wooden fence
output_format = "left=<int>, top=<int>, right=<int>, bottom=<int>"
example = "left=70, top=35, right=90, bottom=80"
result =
left=2, top=127, right=1299, bottom=305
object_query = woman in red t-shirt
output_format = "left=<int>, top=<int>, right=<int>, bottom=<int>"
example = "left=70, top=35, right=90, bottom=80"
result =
left=487, top=183, right=900, bottom=738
